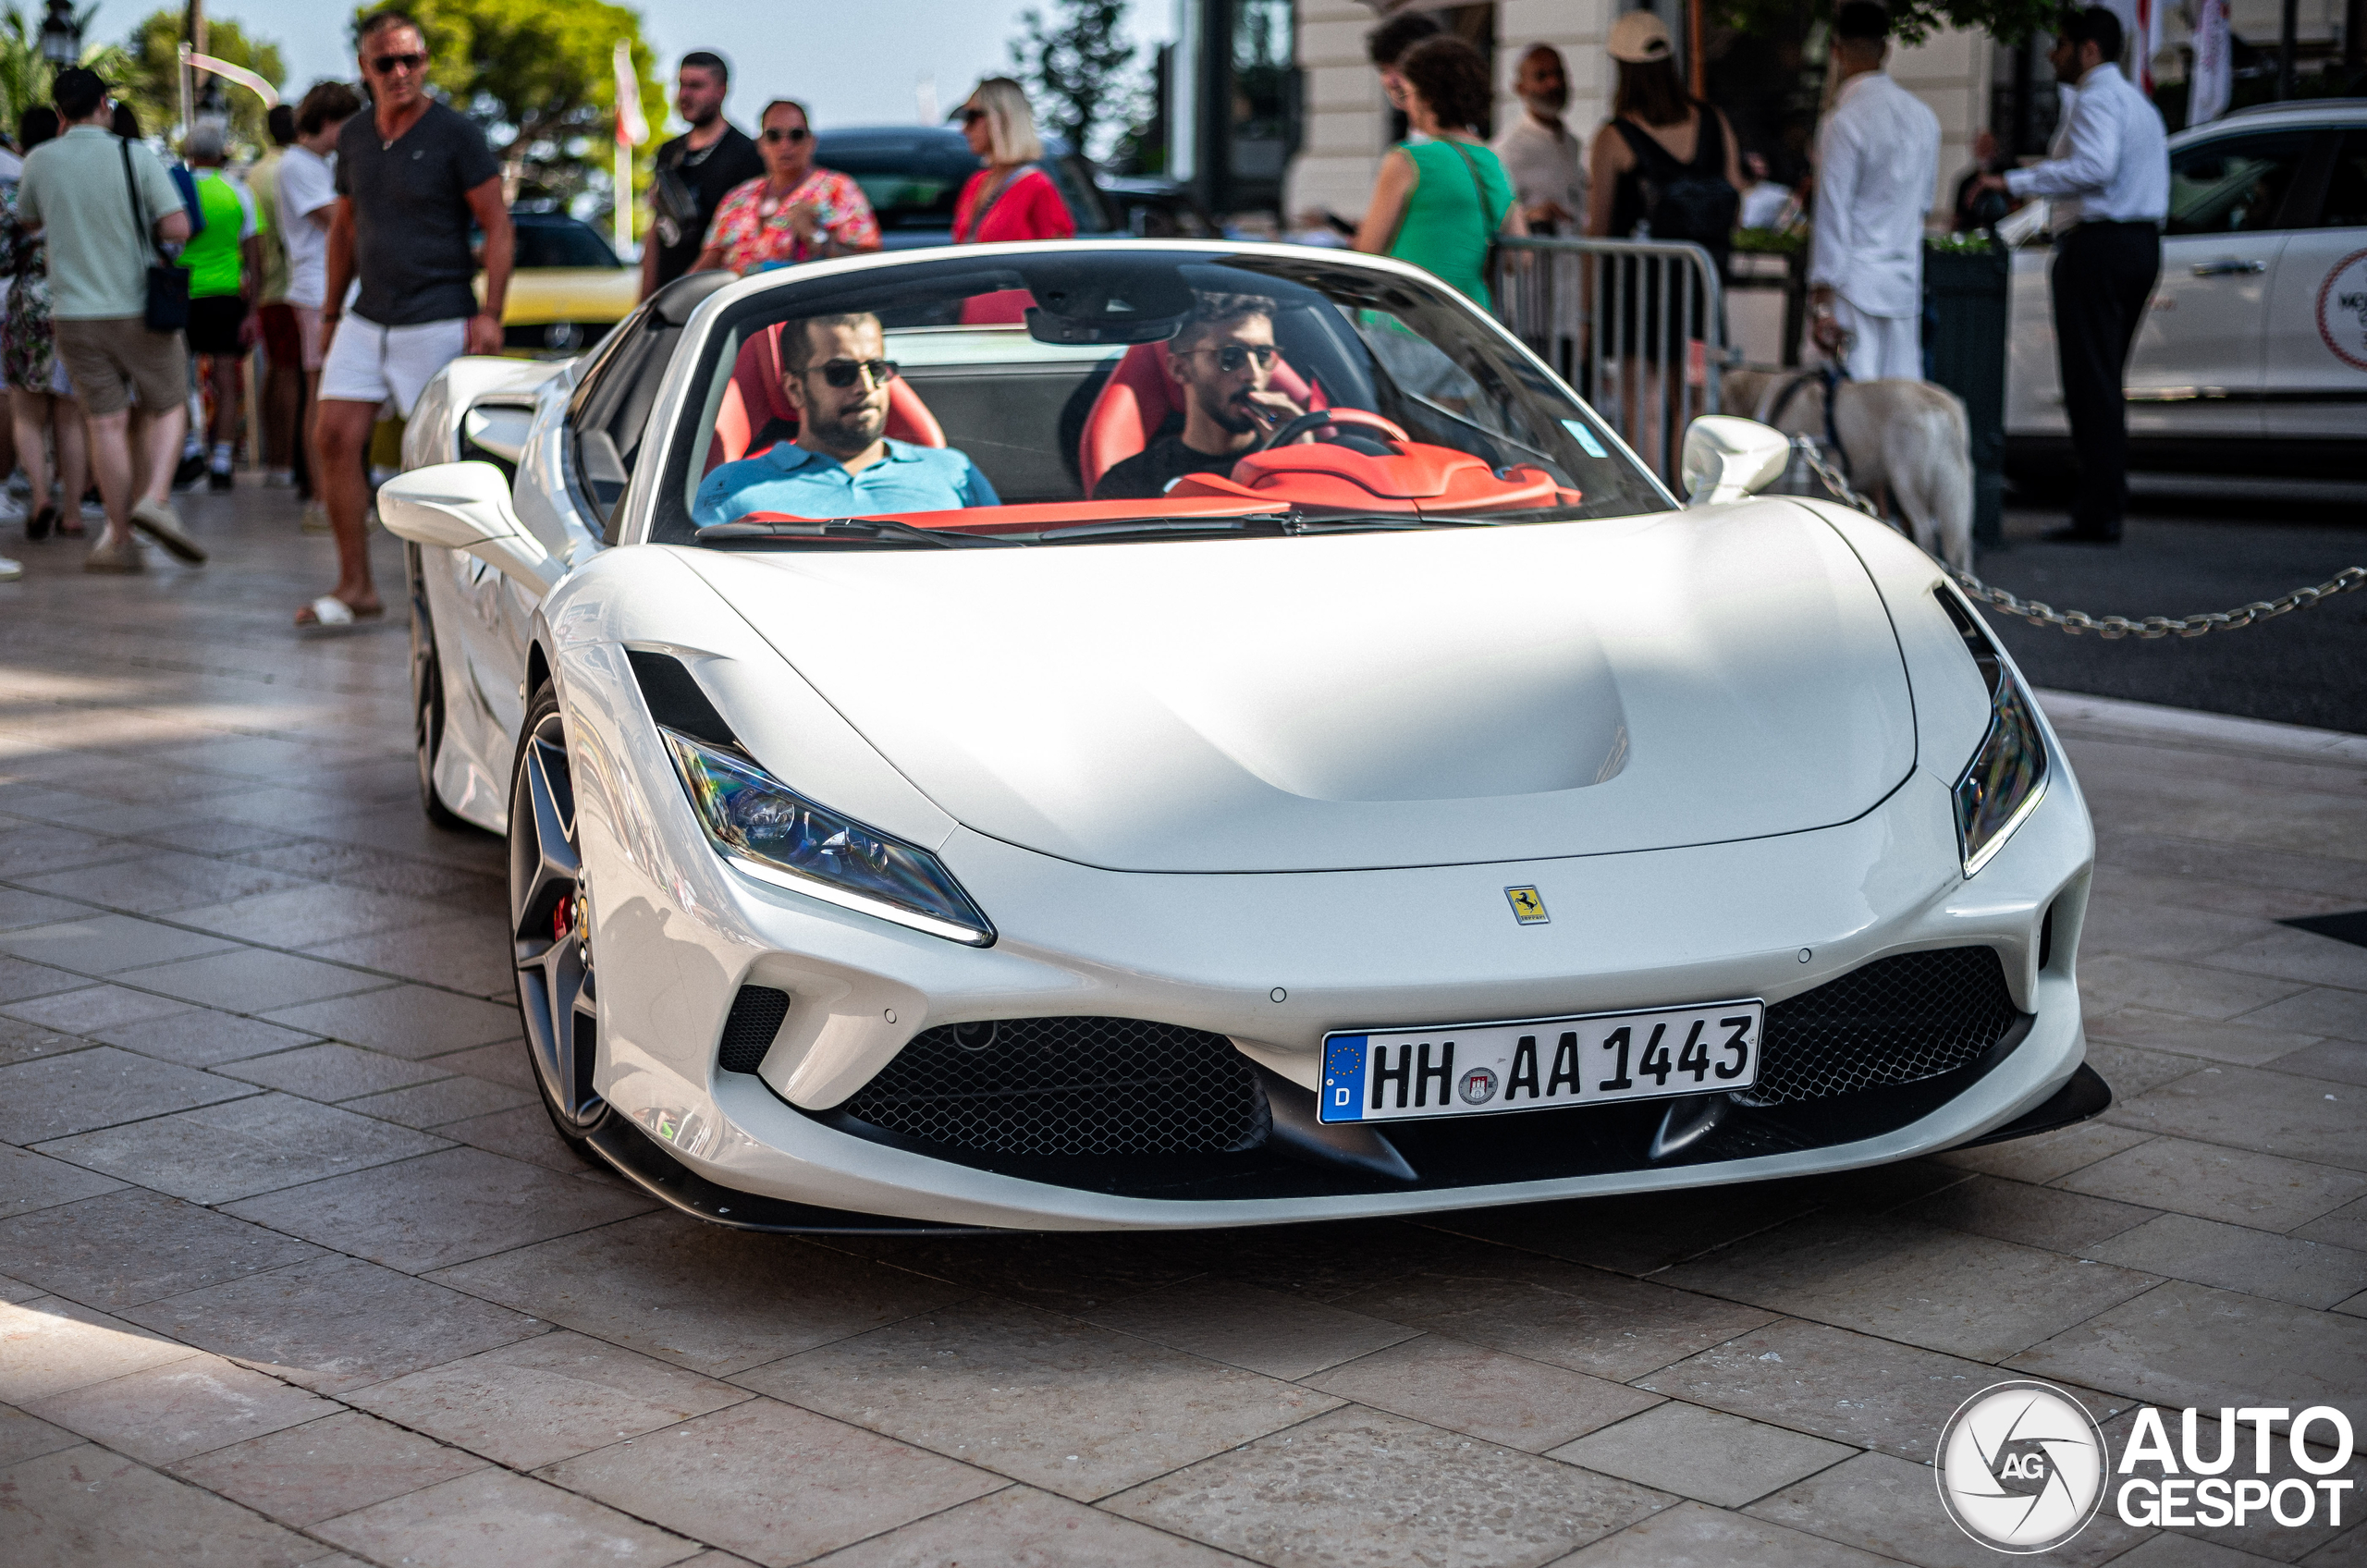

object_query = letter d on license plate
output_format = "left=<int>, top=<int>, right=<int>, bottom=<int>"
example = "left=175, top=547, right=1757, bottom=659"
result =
left=1318, top=999, right=1763, bottom=1124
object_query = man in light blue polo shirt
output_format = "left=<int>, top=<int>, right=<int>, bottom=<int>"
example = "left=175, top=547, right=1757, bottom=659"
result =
left=695, top=312, right=998, bottom=522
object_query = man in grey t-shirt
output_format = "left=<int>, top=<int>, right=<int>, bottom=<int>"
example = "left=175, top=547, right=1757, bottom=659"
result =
left=303, top=10, right=511, bottom=626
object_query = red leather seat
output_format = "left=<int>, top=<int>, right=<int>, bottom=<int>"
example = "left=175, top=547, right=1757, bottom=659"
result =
left=1076, top=341, right=1325, bottom=498
left=703, top=323, right=946, bottom=474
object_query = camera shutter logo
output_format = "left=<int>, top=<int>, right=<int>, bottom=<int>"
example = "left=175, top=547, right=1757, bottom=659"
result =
left=2317, top=248, right=2367, bottom=372
left=1934, top=1380, right=2107, bottom=1553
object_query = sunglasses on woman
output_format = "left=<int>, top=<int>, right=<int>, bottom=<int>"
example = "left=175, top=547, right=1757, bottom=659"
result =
left=959, top=107, right=989, bottom=126
left=761, top=126, right=811, bottom=144
left=814, top=358, right=900, bottom=389
left=1178, top=344, right=1280, bottom=373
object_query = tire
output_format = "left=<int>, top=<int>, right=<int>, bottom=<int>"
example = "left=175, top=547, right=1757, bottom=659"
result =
left=509, top=683, right=612, bottom=1158
left=408, top=546, right=468, bottom=830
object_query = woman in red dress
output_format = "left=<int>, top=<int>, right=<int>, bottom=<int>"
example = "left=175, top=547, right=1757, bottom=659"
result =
left=951, top=78, right=1073, bottom=323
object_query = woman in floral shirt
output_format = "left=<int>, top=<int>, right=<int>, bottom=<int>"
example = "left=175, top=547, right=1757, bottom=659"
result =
left=2, top=106, right=88, bottom=542
left=694, top=100, right=879, bottom=276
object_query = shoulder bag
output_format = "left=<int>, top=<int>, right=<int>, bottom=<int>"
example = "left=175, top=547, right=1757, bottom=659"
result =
left=120, top=138, right=190, bottom=333
left=1440, top=137, right=1511, bottom=283
left=1611, top=113, right=1738, bottom=250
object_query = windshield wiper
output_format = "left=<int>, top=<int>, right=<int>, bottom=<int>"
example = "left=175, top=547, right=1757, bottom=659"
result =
left=694, top=518, right=1019, bottom=549
left=1036, top=515, right=1291, bottom=543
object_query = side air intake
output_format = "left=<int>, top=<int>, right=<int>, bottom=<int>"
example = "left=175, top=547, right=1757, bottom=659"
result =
left=717, top=986, right=791, bottom=1073
left=626, top=649, right=737, bottom=747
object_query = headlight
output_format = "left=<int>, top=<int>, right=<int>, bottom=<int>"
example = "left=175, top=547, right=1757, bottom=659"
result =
left=660, top=729, right=995, bottom=946
left=1936, top=590, right=2048, bottom=876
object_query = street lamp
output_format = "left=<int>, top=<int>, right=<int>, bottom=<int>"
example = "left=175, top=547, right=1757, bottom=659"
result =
left=39, top=0, right=80, bottom=67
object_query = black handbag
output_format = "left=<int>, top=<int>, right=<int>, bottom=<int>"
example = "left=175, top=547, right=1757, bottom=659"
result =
left=120, top=136, right=190, bottom=333
left=1612, top=114, right=1740, bottom=251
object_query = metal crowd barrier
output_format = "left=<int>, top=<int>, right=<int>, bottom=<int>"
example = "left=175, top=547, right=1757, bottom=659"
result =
left=1490, top=235, right=1727, bottom=483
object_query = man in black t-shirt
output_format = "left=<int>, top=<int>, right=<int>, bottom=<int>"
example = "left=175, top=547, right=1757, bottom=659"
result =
left=640, top=51, right=766, bottom=296
left=1093, top=294, right=1306, bottom=502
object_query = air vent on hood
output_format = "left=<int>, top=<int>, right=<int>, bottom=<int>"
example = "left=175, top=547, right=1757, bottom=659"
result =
left=626, top=650, right=737, bottom=747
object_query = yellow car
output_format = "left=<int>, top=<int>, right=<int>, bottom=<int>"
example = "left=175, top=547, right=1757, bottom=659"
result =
left=478, top=211, right=642, bottom=358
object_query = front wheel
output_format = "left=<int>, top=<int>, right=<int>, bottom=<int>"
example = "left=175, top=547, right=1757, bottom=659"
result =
left=409, top=547, right=467, bottom=830
left=509, top=684, right=610, bottom=1156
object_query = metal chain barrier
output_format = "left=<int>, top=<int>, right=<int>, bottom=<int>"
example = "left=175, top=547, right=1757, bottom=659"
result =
left=1787, top=438, right=2367, bottom=641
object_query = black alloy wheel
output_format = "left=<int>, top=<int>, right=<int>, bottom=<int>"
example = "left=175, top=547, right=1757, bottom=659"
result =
left=509, top=684, right=611, bottom=1154
left=408, top=545, right=467, bottom=829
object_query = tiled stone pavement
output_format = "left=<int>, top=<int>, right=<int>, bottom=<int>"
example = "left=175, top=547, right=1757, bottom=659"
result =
left=2, top=486, right=2364, bottom=1567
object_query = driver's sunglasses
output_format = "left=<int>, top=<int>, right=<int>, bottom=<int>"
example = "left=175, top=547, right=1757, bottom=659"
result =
left=369, top=51, right=427, bottom=75
left=816, top=358, right=900, bottom=389
left=761, top=126, right=810, bottom=144
left=1180, top=343, right=1280, bottom=373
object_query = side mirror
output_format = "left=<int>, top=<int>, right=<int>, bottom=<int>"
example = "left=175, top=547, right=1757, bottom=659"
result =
left=461, top=404, right=533, bottom=464
left=1681, top=415, right=1792, bottom=507
left=377, top=461, right=560, bottom=594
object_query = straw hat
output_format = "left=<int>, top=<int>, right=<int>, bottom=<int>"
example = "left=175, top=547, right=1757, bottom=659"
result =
left=1608, top=11, right=1674, bottom=62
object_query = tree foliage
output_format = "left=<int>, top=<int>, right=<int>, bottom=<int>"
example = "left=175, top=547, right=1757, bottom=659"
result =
left=1714, top=0, right=2059, bottom=45
left=118, top=9, right=284, bottom=155
left=1010, top=0, right=1142, bottom=159
left=351, top=0, right=661, bottom=213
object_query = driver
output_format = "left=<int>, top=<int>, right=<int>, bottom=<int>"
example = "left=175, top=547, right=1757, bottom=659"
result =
left=694, top=312, right=999, bottom=522
left=1092, top=293, right=1306, bottom=501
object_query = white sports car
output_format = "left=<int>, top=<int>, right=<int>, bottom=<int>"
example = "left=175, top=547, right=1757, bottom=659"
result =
left=383, top=240, right=2103, bottom=1233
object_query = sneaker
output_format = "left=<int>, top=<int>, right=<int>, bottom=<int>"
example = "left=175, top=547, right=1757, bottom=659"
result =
left=207, top=468, right=236, bottom=493
left=0, top=491, right=23, bottom=524
left=83, top=535, right=144, bottom=572
left=129, top=499, right=207, bottom=565
left=300, top=500, right=332, bottom=534
left=173, top=451, right=206, bottom=490
left=0, top=554, right=19, bottom=581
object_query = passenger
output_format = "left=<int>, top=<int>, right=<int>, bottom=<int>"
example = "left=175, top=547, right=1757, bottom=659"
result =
left=1091, top=294, right=1306, bottom=502
left=694, top=312, right=999, bottom=523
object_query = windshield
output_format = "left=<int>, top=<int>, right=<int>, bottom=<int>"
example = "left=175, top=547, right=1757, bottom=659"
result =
left=646, top=249, right=1669, bottom=547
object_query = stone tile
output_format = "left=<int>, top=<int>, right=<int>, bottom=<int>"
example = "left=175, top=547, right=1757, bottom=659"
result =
left=2108, top=1064, right=2367, bottom=1170
left=2079, top=952, right=2316, bottom=1021
left=434, top=1102, right=594, bottom=1173
left=1932, top=1119, right=2158, bottom=1184
left=0, top=823, right=135, bottom=878
left=313, top=1465, right=704, bottom=1568
left=2088, top=1213, right=2367, bottom=1309
left=1550, top=1401, right=1856, bottom=1508
left=2297, top=1197, right=2367, bottom=1252
left=0, top=1296, right=200, bottom=1402
left=86, top=1010, right=318, bottom=1072
left=0, top=914, right=241, bottom=975
left=1634, top=1317, right=2048, bottom=1458
left=264, top=985, right=522, bottom=1059
left=0, top=1403, right=80, bottom=1467
left=2058, top=1137, right=2367, bottom=1230
left=544, top=1397, right=1001, bottom=1566
left=1080, top=1277, right=1418, bottom=1379
left=215, top=1042, right=450, bottom=1101
left=2266, top=1039, right=2367, bottom=1088
left=1548, top=1499, right=1899, bottom=1567
left=21, top=1353, right=338, bottom=1464
left=805, top=1484, right=1251, bottom=1567
left=2086, top=1041, right=2222, bottom=1097
left=15, top=851, right=311, bottom=914
left=2207, top=929, right=2367, bottom=992
left=2087, top=1006, right=2332, bottom=1066
left=1106, top=1404, right=1672, bottom=1568
left=0, top=887, right=89, bottom=932
left=1303, top=1334, right=1663, bottom=1453
left=121, top=1254, right=544, bottom=1394
left=2009, top=1279, right=2367, bottom=1411
left=0, top=1187, right=325, bottom=1306
left=0, top=1015, right=85, bottom=1066
left=343, top=1073, right=535, bottom=1129
left=169, top=1409, right=490, bottom=1526
left=170, top=883, right=450, bottom=949
left=237, top=839, right=506, bottom=903
left=425, top=1038, right=540, bottom=1092
left=133, top=818, right=309, bottom=856
left=2116, top=1538, right=2290, bottom=1567
left=1422, top=1181, right=1826, bottom=1275
left=1185, top=1217, right=1493, bottom=1304
left=0, top=1143, right=126, bottom=1219
left=0, top=955, right=91, bottom=1003
left=738, top=1297, right=1337, bottom=1501
left=1, top=982, right=189, bottom=1033
left=1901, top=1173, right=2160, bottom=1253
left=2242, top=991, right=2367, bottom=1049
left=344, top=1329, right=750, bottom=1469
left=1745, top=1448, right=2149, bottom=1568
left=115, top=948, right=387, bottom=1012
left=0, top=1045, right=254, bottom=1145
left=1655, top=1212, right=2158, bottom=1361
left=305, top=920, right=517, bottom=1001
left=1331, top=1244, right=1778, bottom=1380
left=837, top=1230, right=1223, bottom=1315
left=428, top=1213, right=959, bottom=1376
left=2082, top=900, right=2287, bottom=962
left=34, top=1091, right=448, bottom=1206
left=0, top=1442, right=324, bottom=1567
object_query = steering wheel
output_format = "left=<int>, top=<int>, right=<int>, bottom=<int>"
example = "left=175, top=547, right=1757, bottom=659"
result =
left=1254, top=408, right=1410, bottom=454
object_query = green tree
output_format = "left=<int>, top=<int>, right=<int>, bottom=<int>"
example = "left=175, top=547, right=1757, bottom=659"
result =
left=119, top=9, right=285, bottom=155
left=353, top=0, right=661, bottom=221
left=1010, top=0, right=1141, bottom=159
left=0, top=5, right=127, bottom=135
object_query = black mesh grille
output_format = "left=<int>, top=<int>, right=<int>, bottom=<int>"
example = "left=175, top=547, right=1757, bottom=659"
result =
left=717, top=986, right=791, bottom=1073
left=1746, top=947, right=2020, bottom=1106
left=839, top=1016, right=1265, bottom=1158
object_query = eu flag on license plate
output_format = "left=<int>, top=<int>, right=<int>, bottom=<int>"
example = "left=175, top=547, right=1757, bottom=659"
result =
left=1323, top=1035, right=1368, bottom=1121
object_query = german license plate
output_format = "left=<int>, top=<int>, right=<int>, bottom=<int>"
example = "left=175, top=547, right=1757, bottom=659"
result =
left=1318, top=1000, right=1764, bottom=1124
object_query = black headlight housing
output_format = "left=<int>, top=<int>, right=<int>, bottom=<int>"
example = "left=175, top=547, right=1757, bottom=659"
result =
left=1935, top=589, right=2048, bottom=876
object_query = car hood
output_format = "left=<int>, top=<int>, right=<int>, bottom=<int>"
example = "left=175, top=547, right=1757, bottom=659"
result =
left=678, top=501, right=1916, bottom=873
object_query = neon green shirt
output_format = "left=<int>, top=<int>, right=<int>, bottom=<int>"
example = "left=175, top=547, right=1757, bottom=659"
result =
left=184, top=169, right=258, bottom=300
left=1388, top=137, right=1514, bottom=308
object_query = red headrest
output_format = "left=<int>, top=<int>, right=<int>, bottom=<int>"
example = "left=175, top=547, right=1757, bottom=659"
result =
left=703, top=324, right=946, bottom=474
left=1076, top=340, right=1323, bottom=497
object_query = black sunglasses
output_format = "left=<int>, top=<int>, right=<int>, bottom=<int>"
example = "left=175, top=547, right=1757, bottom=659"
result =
left=959, top=107, right=988, bottom=126
left=761, top=126, right=810, bottom=144
left=1178, top=343, right=1279, bottom=374
left=369, top=51, right=427, bottom=75
left=815, top=358, right=900, bottom=389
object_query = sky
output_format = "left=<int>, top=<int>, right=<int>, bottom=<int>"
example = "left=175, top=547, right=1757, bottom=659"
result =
left=80, top=0, right=1180, bottom=136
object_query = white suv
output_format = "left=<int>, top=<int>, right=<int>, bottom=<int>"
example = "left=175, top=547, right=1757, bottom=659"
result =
left=2004, top=100, right=2367, bottom=486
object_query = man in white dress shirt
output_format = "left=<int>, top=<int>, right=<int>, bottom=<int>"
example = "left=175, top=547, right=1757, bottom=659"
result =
left=1491, top=44, right=1587, bottom=235
left=1808, top=2, right=1942, bottom=382
left=1978, top=6, right=2168, bottom=543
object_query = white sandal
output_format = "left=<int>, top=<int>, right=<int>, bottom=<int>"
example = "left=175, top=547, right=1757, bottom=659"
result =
left=300, top=594, right=355, bottom=627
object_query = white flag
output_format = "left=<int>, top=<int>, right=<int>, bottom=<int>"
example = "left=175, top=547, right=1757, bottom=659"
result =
left=2188, top=0, right=2231, bottom=125
left=614, top=41, right=648, bottom=147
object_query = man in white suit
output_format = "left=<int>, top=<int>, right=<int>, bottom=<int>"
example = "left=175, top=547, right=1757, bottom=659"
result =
left=1808, top=1, right=1942, bottom=381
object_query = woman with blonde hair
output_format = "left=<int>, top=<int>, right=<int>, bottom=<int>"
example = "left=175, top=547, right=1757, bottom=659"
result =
left=951, top=78, right=1073, bottom=246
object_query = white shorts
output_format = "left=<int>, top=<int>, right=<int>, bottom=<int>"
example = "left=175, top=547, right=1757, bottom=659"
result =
left=1830, top=298, right=1922, bottom=383
left=318, top=312, right=470, bottom=420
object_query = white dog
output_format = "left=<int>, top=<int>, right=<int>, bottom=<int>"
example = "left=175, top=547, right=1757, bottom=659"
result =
left=1722, top=367, right=1975, bottom=571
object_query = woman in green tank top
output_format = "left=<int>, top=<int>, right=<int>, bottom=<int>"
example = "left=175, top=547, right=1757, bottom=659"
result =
left=1352, top=34, right=1524, bottom=307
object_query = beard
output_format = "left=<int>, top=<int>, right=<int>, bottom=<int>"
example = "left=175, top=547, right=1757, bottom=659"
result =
left=1526, top=85, right=1570, bottom=114
left=1199, top=386, right=1262, bottom=436
left=805, top=396, right=887, bottom=453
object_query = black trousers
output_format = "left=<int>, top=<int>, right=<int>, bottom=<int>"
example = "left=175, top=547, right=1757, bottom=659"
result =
left=2050, top=221, right=2162, bottom=538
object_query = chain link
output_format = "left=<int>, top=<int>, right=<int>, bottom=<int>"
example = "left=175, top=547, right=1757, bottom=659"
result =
left=1785, top=438, right=2367, bottom=641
